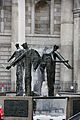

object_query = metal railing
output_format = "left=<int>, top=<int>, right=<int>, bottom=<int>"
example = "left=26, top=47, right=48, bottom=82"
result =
left=68, top=112, right=80, bottom=120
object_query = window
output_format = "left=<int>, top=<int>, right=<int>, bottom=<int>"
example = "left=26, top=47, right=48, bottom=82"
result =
left=74, top=0, right=80, bottom=9
left=54, top=0, right=61, bottom=34
left=0, top=0, right=12, bottom=33
left=0, top=0, right=3, bottom=6
left=25, top=0, right=61, bottom=35
left=35, top=1, right=50, bottom=34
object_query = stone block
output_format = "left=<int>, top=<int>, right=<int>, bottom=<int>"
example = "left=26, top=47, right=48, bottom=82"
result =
left=0, top=96, right=33, bottom=120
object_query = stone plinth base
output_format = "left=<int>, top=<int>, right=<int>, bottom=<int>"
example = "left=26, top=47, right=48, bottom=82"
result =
left=0, top=96, right=32, bottom=120
left=0, top=96, right=80, bottom=120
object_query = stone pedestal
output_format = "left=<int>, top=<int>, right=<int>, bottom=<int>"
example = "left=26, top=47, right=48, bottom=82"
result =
left=0, top=96, right=80, bottom=120
left=0, top=96, right=33, bottom=120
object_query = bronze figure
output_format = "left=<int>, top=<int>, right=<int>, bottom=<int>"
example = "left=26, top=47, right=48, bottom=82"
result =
left=6, top=42, right=41, bottom=96
left=40, top=45, right=72, bottom=96
left=7, top=43, right=25, bottom=96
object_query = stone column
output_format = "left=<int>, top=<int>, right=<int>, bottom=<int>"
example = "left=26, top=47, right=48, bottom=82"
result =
left=18, top=0, right=25, bottom=44
left=31, top=0, right=35, bottom=34
left=60, top=0, right=73, bottom=90
left=11, top=0, right=18, bottom=91
left=73, top=0, right=80, bottom=92
left=50, top=0, right=54, bottom=34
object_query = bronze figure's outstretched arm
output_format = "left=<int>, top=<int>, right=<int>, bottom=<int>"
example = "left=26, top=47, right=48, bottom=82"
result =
left=54, top=50, right=73, bottom=69
left=6, top=51, right=26, bottom=70
left=7, top=52, right=15, bottom=62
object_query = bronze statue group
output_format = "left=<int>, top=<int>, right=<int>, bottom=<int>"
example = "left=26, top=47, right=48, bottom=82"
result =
left=6, top=42, right=72, bottom=96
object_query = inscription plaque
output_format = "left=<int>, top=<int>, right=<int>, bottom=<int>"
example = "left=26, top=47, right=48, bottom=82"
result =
left=73, top=100, right=80, bottom=115
left=4, top=100, right=28, bottom=117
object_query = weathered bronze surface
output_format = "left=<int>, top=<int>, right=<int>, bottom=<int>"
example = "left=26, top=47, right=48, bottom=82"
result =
left=7, top=43, right=25, bottom=96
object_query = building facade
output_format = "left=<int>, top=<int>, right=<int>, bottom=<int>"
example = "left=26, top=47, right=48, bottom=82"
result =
left=0, top=0, right=79, bottom=94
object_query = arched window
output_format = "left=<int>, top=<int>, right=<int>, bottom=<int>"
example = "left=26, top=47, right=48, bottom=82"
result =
left=26, top=0, right=61, bottom=35
left=35, top=1, right=50, bottom=34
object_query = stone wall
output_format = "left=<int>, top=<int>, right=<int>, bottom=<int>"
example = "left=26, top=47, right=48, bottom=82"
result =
left=0, top=35, right=11, bottom=92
